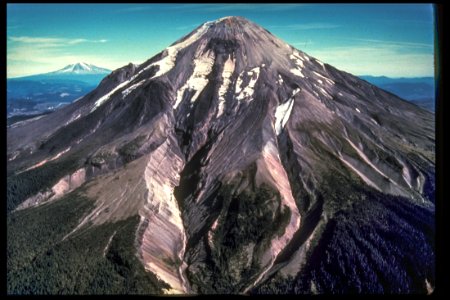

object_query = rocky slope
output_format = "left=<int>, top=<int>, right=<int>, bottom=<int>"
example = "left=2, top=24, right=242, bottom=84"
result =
left=7, top=16, right=435, bottom=294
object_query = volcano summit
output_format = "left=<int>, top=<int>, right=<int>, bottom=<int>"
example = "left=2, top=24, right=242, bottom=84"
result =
left=7, top=16, right=435, bottom=294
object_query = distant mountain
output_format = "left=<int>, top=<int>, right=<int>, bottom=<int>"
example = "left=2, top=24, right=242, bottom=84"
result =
left=359, top=75, right=435, bottom=112
left=359, top=75, right=434, bottom=86
left=10, top=62, right=111, bottom=85
left=7, top=63, right=111, bottom=117
left=51, top=62, right=111, bottom=75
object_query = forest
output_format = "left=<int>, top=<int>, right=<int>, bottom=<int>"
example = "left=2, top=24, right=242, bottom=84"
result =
left=7, top=191, right=168, bottom=295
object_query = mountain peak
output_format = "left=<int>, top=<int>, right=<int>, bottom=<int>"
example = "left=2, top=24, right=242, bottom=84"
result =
left=215, top=16, right=250, bottom=25
left=51, top=62, right=111, bottom=75
left=199, top=16, right=265, bottom=40
left=74, top=62, right=90, bottom=68
left=158, top=15, right=296, bottom=74
left=70, top=62, right=92, bottom=72
left=216, top=16, right=246, bottom=21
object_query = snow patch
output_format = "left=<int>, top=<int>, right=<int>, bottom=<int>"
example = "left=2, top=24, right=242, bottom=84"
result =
left=122, top=79, right=146, bottom=98
left=277, top=74, right=284, bottom=85
left=144, top=21, right=213, bottom=80
left=290, top=54, right=300, bottom=61
left=313, top=71, right=335, bottom=85
left=370, top=117, right=379, bottom=126
left=8, top=152, right=20, bottom=161
left=217, top=55, right=235, bottom=117
left=290, top=68, right=304, bottom=78
left=235, top=71, right=244, bottom=94
left=65, top=113, right=81, bottom=126
left=91, top=79, right=131, bottom=112
left=295, top=59, right=304, bottom=68
left=87, top=64, right=142, bottom=112
left=291, top=50, right=304, bottom=60
left=73, top=113, right=81, bottom=121
left=57, top=62, right=105, bottom=74
left=236, top=66, right=261, bottom=101
left=315, top=85, right=332, bottom=98
left=274, top=88, right=300, bottom=135
left=9, top=114, right=44, bottom=128
left=290, top=52, right=304, bottom=67
left=316, top=59, right=325, bottom=69
left=80, top=62, right=92, bottom=71
left=355, top=108, right=361, bottom=113
left=174, top=50, right=216, bottom=109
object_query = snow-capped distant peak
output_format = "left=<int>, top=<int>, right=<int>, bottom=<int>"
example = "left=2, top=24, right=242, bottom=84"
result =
left=53, top=62, right=111, bottom=75
left=80, top=62, right=91, bottom=70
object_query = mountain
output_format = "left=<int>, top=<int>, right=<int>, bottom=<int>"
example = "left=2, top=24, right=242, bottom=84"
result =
left=11, top=62, right=111, bottom=84
left=7, top=17, right=435, bottom=295
left=51, top=62, right=111, bottom=75
left=359, top=75, right=434, bottom=86
left=7, top=63, right=111, bottom=118
left=359, top=75, right=435, bottom=112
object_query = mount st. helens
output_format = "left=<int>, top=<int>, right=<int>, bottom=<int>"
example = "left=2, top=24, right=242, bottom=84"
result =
left=7, top=17, right=434, bottom=294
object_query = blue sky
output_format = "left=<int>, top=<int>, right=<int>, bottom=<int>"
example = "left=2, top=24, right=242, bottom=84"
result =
left=7, top=4, right=435, bottom=78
